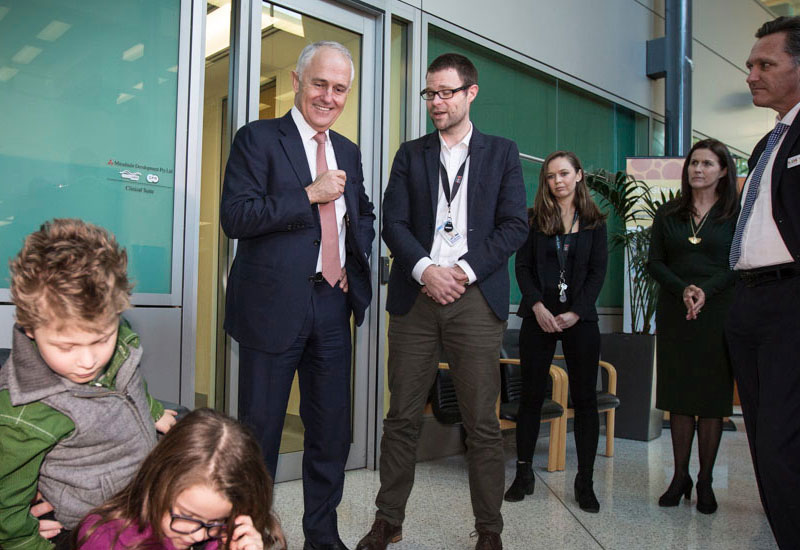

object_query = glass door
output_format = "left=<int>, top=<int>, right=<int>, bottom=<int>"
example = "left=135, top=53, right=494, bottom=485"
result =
left=197, top=0, right=377, bottom=483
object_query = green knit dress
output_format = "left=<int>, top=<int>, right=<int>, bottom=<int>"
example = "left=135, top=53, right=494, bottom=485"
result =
left=647, top=201, right=736, bottom=417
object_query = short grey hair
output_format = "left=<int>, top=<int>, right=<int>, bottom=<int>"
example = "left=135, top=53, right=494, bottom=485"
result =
left=295, top=41, right=355, bottom=85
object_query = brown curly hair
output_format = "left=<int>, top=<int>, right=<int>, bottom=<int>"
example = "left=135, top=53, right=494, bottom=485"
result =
left=74, top=408, right=279, bottom=550
left=9, top=218, right=132, bottom=332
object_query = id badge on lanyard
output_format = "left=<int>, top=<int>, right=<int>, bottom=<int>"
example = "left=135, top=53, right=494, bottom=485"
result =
left=438, top=153, right=469, bottom=247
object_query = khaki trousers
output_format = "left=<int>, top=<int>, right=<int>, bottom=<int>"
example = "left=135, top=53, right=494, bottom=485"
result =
left=376, top=285, right=506, bottom=533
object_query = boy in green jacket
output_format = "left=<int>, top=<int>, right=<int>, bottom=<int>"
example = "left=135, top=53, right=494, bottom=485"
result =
left=0, top=219, right=177, bottom=550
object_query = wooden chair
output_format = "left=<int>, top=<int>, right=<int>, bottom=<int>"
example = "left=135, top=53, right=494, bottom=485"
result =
left=497, top=358, right=568, bottom=472
left=553, top=355, right=619, bottom=470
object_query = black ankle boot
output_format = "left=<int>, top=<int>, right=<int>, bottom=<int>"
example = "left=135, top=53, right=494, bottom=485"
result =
left=574, top=474, right=600, bottom=513
left=504, top=461, right=534, bottom=502
left=658, top=475, right=693, bottom=507
left=696, top=478, right=718, bottom=514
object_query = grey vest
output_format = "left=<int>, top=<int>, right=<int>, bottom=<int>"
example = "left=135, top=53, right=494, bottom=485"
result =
left=0, top=327, right=157, bottom=529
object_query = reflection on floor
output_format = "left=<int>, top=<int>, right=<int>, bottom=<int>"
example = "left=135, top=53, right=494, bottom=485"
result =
left=279, top=414, right=304, bottom=454
left=273, top=417, right=777, bottom=550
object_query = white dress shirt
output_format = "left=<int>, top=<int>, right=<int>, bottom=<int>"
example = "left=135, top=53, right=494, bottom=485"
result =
left=291, top=106, right=347, bottom=271
left=411, top=125, right=477, bottom=285
left=735, top=100, right=800, bottom=270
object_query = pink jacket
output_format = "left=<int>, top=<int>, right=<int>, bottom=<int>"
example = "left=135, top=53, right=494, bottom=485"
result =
left=77, top=515, right=221, bottom=550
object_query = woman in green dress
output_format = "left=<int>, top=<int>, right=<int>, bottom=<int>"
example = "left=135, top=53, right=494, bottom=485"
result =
left=647, top=138, right=738, bottom=514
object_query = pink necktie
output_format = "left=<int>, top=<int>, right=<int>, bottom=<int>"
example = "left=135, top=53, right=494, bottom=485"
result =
left=313, top=132, right=340, bottom=287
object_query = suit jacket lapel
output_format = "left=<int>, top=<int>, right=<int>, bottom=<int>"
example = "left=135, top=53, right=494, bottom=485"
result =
left=772, top=117, right=800, bottom=199
left=278, top=112, right=313, bottom=186
left=424, top=133, right=441, bottom=220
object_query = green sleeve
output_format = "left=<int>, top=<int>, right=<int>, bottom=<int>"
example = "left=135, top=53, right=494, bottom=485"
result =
left=647, top=209, right=689, bottom=298
left=144, top=381, right=165, bottom=422
left=0, top=391, right=74, bottom=550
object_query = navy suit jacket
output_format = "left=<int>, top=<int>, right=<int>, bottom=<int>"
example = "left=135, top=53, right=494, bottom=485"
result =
left=220, top=111, right=375, bottom=353
left=383, top=127, right=528, bottom=320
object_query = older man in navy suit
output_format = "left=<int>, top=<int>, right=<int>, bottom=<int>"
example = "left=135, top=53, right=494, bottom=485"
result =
left=356, top=53, right=528, bottom=550
left=221, top=41, right=375, bottom=550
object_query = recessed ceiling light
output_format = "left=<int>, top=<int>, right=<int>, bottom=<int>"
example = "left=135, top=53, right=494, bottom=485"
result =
left=0, top=67, right=19, bottom=81
left=123, top=44, right=144, bottom=62
left=12, top=46, right=42, bottom=65
left=38, top=21, right=71, bottom=41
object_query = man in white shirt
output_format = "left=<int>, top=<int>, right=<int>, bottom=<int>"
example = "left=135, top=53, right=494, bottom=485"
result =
left=356, top=53, right=528, bottom=550
left=726, top=16, right=800, bottom=549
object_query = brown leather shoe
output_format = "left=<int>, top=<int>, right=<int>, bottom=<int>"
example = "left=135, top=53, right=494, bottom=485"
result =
left=472, top=530, right=502, bottom=550
left=355, top=519, right=402, bottom=550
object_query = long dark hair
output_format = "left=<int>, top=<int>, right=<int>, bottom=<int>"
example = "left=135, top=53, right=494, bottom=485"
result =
left=667, top=138, right=739, bottom=220
left=74, top=408, right=277, bottom=550
left=531, top=151, right=606, bottom=235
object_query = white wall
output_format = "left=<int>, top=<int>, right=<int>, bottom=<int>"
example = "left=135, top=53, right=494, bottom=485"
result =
left=396, top=0, right=778, bottom=157
left=693, top=0, right=775, bottom=155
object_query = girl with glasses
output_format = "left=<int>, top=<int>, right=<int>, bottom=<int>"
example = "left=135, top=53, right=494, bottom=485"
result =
left=73, top=408, right=284, bottom=550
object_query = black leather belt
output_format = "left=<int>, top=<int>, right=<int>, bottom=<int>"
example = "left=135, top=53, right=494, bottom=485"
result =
left=308, top=272, right=325, bottom=283
left=738, top=264, right=800, bottom=287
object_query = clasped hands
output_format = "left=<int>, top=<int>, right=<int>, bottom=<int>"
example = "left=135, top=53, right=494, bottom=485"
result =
left=532, top=302, right=579, bottom=333
left=683, top=284, right=705, bottom=320
left=420, top=264, right=469, bottom=305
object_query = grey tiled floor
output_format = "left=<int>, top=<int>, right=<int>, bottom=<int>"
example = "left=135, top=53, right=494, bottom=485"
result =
left=273, top=417, right=777, bottom=549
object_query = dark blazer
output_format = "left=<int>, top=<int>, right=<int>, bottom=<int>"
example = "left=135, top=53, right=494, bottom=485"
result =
left=515, top=221, right=608, bottom=322
left=382, top=127, right=528, bottom=320
left=748, top=115, right=800, bottom=262
left=220, top=111, right=375, bottom=353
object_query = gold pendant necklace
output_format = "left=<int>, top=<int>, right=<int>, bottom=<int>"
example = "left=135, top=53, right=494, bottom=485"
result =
left=689, top=209, right=711, bottom=245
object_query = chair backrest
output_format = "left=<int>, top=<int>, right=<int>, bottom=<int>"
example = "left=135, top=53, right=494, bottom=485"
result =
left=500, top=328, right=520, bottom=359
left=429, top=367, right=462, bottom=424
left=499, top=360, right=553, bottom=403
left=500, top=361, right=522, bottom=402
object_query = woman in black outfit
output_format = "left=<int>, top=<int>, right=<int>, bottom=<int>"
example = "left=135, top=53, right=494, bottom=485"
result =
left=505, top=151, right=608, bottom=512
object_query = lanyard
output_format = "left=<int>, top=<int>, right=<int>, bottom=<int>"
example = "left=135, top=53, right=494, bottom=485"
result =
left=555, top=211, right=579, bottom=272
left=439, top=154, right=470, bottom=208
left=554, top=211, right=578, bottom=303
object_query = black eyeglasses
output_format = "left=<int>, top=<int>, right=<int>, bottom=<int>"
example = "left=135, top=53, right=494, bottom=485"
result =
left=419, top=85, right=470, bottom=101
left=169, top=512, right=227, bottom=538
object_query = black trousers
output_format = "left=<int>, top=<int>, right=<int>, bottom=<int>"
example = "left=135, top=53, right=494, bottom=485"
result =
left=726, top=277, right=800, bottom=550
left=516, top=318, right=600, bottom=475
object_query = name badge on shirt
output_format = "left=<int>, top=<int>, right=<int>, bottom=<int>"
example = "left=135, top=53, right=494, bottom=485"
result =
left=437, top=224, right=463, bottom=246
left=788, top=154, right=800, bottom=169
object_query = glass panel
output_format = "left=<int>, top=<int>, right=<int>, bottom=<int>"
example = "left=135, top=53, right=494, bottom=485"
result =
left=195, top=0, right=232, bottom=410
left=0, top=0, right=180, bottom=293
left=254, top=3, right=362, bottom=453
left=758, top=1, right=800, bottom=16
left=384, top=19, right=409, bottom=417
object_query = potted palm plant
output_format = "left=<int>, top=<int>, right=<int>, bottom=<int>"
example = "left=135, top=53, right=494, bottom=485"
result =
left=585, top=169, right=677, bottom=441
